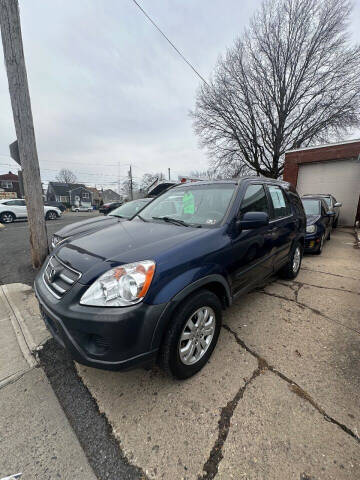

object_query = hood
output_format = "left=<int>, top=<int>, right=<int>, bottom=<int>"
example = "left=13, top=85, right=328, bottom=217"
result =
left=56, top=218, right=206, bottom=284
left=306, top=214, right=321, bottom=226
left=56, top=215, right=119, bottom=239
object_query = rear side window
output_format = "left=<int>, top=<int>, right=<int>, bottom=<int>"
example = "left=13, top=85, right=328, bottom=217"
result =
left=268, top=186, right=291, bottom=219
left=240, top=184, right=269, bottom=216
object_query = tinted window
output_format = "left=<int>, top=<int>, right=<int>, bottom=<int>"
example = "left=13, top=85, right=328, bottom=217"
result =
left=323, top=197, right=331, bottom=207
left=4, top=200, right=16, bottom=205
left=268, top=186, right=291, bottom=218
left=302, top=199, right=321, bottom=215
left=240, top=184, right=269, bottom=216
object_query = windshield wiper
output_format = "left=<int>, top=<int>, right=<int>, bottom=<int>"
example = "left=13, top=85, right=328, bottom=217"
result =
left=152, top=216, right=189, bottom=227
left=136, top=214, right=147, bottom=222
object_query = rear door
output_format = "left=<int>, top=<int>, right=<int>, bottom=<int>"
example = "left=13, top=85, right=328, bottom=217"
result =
left=230, top=183, right=275, bottom=294
left=266, top=185, right=296, bottom=270
left=15, top=199, right=28, bottom=218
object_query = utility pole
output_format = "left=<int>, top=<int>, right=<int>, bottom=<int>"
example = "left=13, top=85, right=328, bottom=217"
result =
left=168, top=167, right=170, bottom=181
left=117, top=161, right=121, bottom=196
left=0, top=0, right=48, bottom=268
left=129, top=165, right=133, bottom=200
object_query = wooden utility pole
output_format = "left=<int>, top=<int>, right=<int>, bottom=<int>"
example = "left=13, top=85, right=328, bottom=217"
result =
left=0, top=0, right=48, bottom=268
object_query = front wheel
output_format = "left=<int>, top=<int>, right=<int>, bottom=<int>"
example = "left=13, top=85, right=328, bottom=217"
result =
left=159, top=290, right=222, bottom=379
left=314, top=233, right=325, bottom=255
left=46, top=210, right=58, bottom=220
left=279, top=242, right=303, bottom=279
left=0, top=212, right=15, bottom=223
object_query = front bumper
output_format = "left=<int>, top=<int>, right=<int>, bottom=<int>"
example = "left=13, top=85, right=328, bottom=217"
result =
left=34, top=267, right=166, bottom=371
left=304, top=232, right=322, bottom=251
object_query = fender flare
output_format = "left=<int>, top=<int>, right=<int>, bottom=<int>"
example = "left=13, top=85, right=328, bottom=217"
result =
left=150, top=274, right=231, bottom=350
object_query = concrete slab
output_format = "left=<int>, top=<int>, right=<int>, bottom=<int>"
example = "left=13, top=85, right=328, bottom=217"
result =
left=226, top=289, right=360, bottom=433
left=0, top=367, right=97, bottom=480
left=218, top=372, right=360, bottom=480
left=3, top=283, right=50, bottom=348
left=0, top=290, right=29, bottom=385
left=77, top=328, right=258, bottom=480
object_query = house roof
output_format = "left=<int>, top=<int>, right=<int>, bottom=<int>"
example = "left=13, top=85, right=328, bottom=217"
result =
left=101, top=189, right=122, bottom=202
left=0, top=171, right=19, bottom=181
left=286, top=138, right=360, bottom=154
left=48, top=182, right=87, bottom=196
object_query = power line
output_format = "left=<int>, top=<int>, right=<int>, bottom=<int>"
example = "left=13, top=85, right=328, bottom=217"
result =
left=131, top=0, right=209, bottom=86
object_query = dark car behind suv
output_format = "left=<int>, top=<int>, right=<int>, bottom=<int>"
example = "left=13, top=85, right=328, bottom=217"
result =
left=35, top=177, right=305, bottom=379
left=99, top=201, right=122, bottom=215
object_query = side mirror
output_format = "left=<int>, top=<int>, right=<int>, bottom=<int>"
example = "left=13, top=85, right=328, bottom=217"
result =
left=334, top=202, right=342, bottom=207
left=327, top=211, right=336, bottom=217
left=237, top=211, right=269, bottom=230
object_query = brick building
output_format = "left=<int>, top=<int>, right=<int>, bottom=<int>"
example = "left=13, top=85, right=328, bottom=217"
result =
left=0, top=171, right=21, bottom=198
left=283, top=139, right=360, bottom=226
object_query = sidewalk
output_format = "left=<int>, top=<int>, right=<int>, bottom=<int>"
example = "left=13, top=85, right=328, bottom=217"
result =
left=0, top=283, right=96, bottom=480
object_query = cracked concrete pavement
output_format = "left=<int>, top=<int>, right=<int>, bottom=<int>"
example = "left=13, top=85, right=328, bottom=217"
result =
left=76, top=228, right=360, bottom=480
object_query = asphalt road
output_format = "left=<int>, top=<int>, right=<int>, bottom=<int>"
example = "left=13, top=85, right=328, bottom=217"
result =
left=0, top=211, right=100, bottom=285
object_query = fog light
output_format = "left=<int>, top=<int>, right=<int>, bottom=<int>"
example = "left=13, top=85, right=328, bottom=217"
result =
left=309, top=240, right=315, bottom=248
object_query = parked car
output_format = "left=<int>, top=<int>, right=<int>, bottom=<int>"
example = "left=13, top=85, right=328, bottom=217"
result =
left=71, top=205, right=93, bottom=212
left=0, top=199, right=61, bottom=223
left=99, top=201, right=122, bottom=215
left=51, top=198, right=152, bottom=249
left=44, top=201, right=66, bottom=213
left=301, top=197, right=334, bottom=254
left=35, top=178, right=305, bottom=379
left=302, top=194, right=342, bottom=227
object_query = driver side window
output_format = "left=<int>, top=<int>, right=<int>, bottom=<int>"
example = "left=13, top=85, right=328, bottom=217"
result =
left=240, top=184, right=269, bottom=216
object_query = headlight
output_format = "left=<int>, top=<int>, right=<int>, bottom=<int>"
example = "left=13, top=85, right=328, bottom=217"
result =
left=306, top=225, right=316, bottom=233
left=80, top=260, right=156, bottom=307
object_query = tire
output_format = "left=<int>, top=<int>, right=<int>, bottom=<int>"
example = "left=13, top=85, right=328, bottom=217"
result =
left=46, top=210, right=58, bottom=220
left=0, top=211, right=15, bottom=224
left=159, top=289, right=222, bottom=379
left=279, top=242, right=303, bottom=279
left=314, top=233, right=325, bottom=255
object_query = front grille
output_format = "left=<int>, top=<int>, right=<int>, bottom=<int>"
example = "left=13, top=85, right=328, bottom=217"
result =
left=43, top=255, right=81, bottom=298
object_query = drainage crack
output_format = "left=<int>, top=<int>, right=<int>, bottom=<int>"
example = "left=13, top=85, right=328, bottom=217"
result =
left=198, top=360, right=266, bottom=480
left=259, top=290, right=360, bottom=336
left=277, top=280, right=359, bottom=296
left=223, top=324, right=360, bottom=445
left=300, top=267, right=359, bottom=281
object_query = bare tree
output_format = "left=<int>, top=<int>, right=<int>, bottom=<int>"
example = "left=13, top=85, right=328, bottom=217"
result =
left=192, top=0, right=360, bottom=178
left=140, top=172, right=165, bottom=192
left=56, top=168, right=77, bottom=184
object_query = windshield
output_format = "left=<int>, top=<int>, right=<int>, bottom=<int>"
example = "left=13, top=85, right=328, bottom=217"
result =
left=302, top=199, right=321, bottom=215
left=138, top=183, right=236, bottom=226
left=110, top=199, right=149, bottom=218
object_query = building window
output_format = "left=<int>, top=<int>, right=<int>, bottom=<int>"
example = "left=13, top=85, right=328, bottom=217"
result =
left=82, top=192, right=90, bottom=199
left=59, top=196, right=69, bottom=203
left=1, top=180, right=13, bottom=189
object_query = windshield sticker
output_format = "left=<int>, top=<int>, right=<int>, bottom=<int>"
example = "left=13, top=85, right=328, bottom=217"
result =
left=183, top=192, right=195, bottom=214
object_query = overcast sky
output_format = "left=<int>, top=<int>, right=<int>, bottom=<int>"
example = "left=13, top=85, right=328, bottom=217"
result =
left=0, top=0, right=359, bottom=189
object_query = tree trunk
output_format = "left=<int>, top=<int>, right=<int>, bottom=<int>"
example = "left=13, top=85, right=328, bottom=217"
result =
left=0, top=0, right=48, bottom=268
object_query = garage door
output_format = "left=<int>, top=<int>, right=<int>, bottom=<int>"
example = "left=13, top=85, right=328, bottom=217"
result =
left=296, top=159, right=360, bottom=226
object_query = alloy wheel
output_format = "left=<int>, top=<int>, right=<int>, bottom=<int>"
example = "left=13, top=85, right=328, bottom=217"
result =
left=178, top=306, right=216, bottom=365
left=292, top=246, right=301, bottom=273
left=1, top=213, right=14, bottom=223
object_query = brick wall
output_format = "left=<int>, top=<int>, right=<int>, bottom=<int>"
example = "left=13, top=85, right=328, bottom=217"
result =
left=283, top=140, right=360, bottom=187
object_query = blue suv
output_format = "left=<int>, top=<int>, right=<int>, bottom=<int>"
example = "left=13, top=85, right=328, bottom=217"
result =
left=35, top=178, right=305, bottom=379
